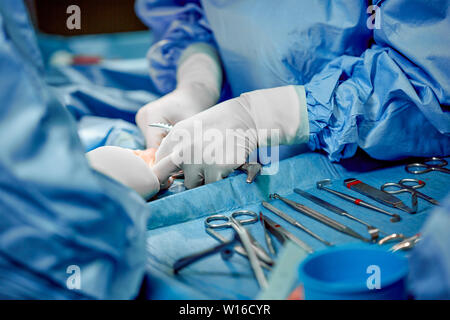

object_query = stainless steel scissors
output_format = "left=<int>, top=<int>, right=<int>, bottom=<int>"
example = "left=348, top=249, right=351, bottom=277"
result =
left=406, top=157, right=450, bottom=175
left=204, top=210, right=270, bottom=288
left=205, top=228, right=273, bottom=270
left=381, top=178, right=439, bottom=206
left=205, top=211, right=273, bottom=265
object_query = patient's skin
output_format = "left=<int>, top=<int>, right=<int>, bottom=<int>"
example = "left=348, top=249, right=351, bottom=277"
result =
left=132, top=148, right=157, bottom=167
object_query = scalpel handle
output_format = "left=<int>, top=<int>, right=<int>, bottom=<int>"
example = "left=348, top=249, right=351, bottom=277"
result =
left=344, top=178, right=403, bottom=208
left=319, top=184, right=401, bottom=222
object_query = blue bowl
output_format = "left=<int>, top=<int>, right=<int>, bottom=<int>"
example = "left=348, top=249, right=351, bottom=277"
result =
left=298, top=244, right=409, bottom=300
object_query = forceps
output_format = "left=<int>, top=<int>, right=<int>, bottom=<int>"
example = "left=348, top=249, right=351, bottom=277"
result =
left=406, top=157, right=450, bottom=175
left=204, top=210, right=270, bottom=288
left=381, top=178, right=439, bottom=206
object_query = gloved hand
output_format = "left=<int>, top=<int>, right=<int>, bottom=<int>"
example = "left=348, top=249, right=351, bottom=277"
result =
left=86, top=146, right=160, bottom=200
left=136, top=43, right=223, bottom=148
left=152, top=85, right=310, bottom=189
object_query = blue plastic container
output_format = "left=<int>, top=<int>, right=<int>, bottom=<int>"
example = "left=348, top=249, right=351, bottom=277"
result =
left=298, top=244, right=409, bottom=300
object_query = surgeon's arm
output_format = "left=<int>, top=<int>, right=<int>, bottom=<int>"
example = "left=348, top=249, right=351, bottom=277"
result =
left=135, top=0, right=223, bottom=148
left=136, top=43, right=223, bottom=148
left=152, top=45, right=450, bottom=187
left=152, top=85, right=310, bottom=188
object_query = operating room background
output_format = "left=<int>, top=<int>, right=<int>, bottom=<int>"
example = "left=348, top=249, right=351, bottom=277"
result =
left=25, top=0, right=147, bottom=35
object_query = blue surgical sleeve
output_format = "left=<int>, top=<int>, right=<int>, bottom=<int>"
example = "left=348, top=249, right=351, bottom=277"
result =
left=135, top=0, right=216, bottom=94
left=408, top=193, right=450, bottom=300
left=0, top=1, right=148, bottom=299
left=305, top=0, right=450, bottom=161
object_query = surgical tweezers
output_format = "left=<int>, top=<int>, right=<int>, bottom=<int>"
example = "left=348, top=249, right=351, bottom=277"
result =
left=262, top=201, right=333, bottom=246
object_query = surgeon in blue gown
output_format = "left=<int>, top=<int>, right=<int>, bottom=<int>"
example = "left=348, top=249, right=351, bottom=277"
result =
left=134, top=0, right=449, bottom=188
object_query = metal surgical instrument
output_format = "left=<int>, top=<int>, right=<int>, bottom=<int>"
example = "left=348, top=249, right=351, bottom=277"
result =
left=259, top=213, right=314, bottom=253
left=204, top=210, right=269, bottom=288
left=269, top=193, right=371, bottom=242
left=406, top=157, right=450, bottom=175
left=294, top=188, right=406, bottom=244
left=174, top=233, right=239, bottom=274
left=205, top=228, right=272, bottom=270
left=389, top=233, right=421, bottom=252
left=294, top=188, right=381, bottom=241
left=205, top=210, right=274, bottom=266
left=344, top=178, right=416, bottom=214
left=317, top=179, right=401, bottom=222
left=377, top=233, right=406, bottom=245
left=149, top=123, right=262, bottom=183
left=262, top=201, right=333, bottom=246
left=381, top=178, right=439, bottom=206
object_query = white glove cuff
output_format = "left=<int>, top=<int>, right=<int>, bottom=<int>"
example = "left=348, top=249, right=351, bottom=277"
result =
left=240, top=85, right=309, bottom=146
left=176, top=43, right=223, bottom=105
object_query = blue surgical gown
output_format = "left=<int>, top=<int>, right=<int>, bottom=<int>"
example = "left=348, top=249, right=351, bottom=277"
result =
left=408, top=192, right=450, bottom=299
left=136, top=0, right=450, bottom=161
left=0, top=0, right=148, bottom=299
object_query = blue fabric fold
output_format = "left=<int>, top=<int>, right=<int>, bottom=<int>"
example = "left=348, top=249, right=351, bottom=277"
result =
left=305, top=45, right=450, bottom=162
left=0, top=0, right=149, bottom=299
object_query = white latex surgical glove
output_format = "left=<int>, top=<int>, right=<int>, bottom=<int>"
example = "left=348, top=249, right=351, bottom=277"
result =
left=152, top=85, right=310, bottom=189
left=136, top=43, right=223, bottom=149
left=86, top=146, right=160, bottom=200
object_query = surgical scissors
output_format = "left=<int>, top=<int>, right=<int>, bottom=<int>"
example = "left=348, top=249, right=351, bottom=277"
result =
left=381, top=178, right=439, bottom=206
left=406, top=157, right=450, bottom=175
left=205, top=228, right=272, bottom=270
left=205, top=210, right=273, bottom=264
left=204, top=210, right=269, bottom=288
